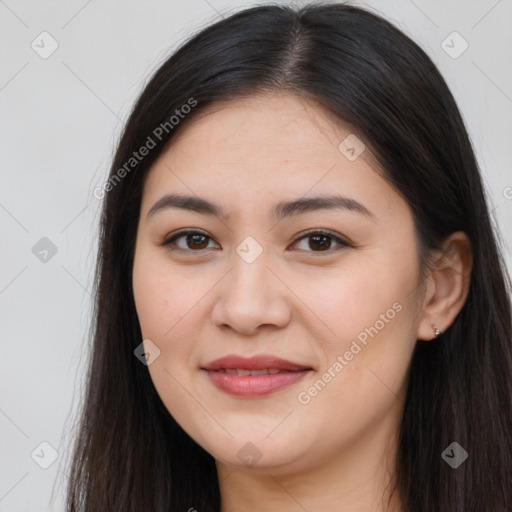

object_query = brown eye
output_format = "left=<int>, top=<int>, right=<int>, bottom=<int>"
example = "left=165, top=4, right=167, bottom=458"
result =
left=306, top=234, right=332, bottom=251
left=162, top=230, right=218, bottom=251
left=291, top=230, right=350, bottom=253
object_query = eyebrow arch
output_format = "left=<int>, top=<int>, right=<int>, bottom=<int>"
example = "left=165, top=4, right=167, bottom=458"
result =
left=146, top=193, right=375, bottom=222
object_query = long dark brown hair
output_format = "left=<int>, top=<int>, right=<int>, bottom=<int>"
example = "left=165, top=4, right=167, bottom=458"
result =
left=64, top=3, right=512, bottom=510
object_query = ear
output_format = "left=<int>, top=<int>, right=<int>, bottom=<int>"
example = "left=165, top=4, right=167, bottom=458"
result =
left=416, top=231, right=473, bottom=341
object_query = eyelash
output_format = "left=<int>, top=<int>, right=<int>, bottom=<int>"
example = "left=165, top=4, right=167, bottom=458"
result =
left=160, top=229, right=352, bottom=255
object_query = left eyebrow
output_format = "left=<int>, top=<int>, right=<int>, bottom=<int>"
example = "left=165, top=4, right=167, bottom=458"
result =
left=146, top=193, right=376, bottom=222
left=273, top=195, right=375, bottom=222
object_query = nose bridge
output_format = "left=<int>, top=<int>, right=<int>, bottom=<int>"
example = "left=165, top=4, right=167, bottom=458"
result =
left=229, top=234, right=272, bottom=302
left=211, top=234, right=291, bottom=333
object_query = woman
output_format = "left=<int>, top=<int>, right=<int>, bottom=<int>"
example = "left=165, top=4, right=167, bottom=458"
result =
left=66, top=3, right=512, bottom=511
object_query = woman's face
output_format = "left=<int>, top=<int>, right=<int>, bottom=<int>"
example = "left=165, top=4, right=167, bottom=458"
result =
left=132, top=94, right=424, bottom=475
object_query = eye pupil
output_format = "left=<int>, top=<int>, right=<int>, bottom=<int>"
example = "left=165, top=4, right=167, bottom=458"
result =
left=188, top=234, right=208, bottom=249
left=309, top=234, right=331, bottom=251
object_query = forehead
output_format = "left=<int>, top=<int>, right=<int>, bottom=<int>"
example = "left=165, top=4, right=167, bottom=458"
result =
left=168, top=93, right=360, bottom=159
left=140, top=93, right=401, bottom=221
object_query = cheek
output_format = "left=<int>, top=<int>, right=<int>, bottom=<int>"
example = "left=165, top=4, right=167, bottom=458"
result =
left=298, top=275, right=416, bottom=449
left=302, top=247, right=418, bottom=394
left=132, top=252, right=201, bottom=340
left=132, top=255, right=204, bottom=420
left=300, top=256, right=414, bottom=346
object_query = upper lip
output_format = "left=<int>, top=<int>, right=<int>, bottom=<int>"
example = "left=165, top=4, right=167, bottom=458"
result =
left=202, top=354, right=312, bottom=371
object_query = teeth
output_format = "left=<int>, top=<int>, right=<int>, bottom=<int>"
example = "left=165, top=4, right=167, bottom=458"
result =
left=250, top=369, right=269, bottom=376
left=219, top=369, right=285, bottom=376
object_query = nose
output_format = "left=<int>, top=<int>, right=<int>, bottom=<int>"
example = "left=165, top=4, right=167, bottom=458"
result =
left=210, top=247, right=292, bottom=336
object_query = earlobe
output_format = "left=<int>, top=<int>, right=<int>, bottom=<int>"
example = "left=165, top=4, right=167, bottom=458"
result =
left=416, top=231, right=473, bottom=341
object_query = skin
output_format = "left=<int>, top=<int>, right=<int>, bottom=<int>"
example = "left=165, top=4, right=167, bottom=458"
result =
left=132, top=93, right=472, bottom=511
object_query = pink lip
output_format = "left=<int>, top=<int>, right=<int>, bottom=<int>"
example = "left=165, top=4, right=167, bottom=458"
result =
left=201, top=354, right=313, bottom=398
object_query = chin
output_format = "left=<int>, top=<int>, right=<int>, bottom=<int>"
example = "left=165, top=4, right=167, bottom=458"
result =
left=201, top=431, right=308, bottom=471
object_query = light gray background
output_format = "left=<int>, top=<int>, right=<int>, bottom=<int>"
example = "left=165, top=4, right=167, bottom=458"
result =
left=1, top=0, right=511, bottom=510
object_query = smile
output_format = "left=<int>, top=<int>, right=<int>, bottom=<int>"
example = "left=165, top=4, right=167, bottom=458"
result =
left=201, top=354, right=314, bottom=397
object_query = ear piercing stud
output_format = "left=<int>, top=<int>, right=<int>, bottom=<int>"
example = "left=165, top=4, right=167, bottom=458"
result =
left=433, top=326, right=441, bottom=338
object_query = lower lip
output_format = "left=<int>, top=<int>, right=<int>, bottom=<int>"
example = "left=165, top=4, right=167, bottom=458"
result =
left=203, top=369, right=312, bottom=397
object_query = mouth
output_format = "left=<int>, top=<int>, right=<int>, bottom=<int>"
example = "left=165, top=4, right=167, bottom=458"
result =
left=211, top=368, right=297, bottom=375
left=201, top=354, right=314, bottom=398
